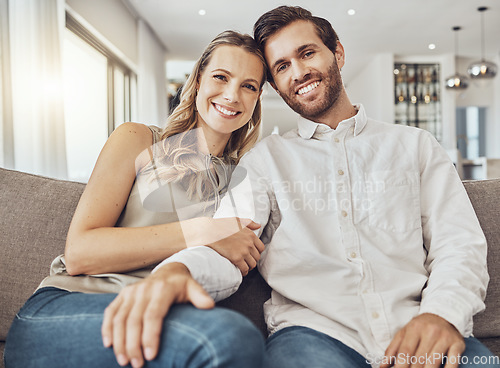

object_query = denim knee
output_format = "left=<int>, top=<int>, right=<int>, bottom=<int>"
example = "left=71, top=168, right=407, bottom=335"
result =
left=159, top=305, right=265, bottom=368
left=212, top=307, right=266, bottom=366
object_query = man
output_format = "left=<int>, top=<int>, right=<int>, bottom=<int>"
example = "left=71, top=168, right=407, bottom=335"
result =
left=103, top=6, right=499, bottom=368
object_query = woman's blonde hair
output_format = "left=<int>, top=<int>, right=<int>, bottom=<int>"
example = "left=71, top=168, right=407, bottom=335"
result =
left=145, top=31, right=267, bottom=203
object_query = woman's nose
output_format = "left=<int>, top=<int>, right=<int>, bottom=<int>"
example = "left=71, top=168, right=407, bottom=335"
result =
left=223, top=83, right=239, bottom=102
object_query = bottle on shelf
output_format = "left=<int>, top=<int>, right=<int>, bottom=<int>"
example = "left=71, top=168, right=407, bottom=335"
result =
left=394, top=62, right=441, bottom=138
left=397, top=87, right=405, bottom=103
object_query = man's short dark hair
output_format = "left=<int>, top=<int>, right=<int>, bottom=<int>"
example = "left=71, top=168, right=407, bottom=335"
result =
left=253, top=6, right=339, bottom=82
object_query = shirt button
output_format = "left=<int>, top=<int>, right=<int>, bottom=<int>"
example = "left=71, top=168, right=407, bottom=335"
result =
left=334, top=137, right=340, bottom=143
left=338, top=169, right=344, bottom=176
left=341, top=210, right=348, bottom=217
left=350, top=252, right=357, bottom=258
left=372, top=311, right=379, bottom=319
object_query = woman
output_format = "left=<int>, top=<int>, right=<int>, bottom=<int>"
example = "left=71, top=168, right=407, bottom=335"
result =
left=5, top=31, right=267, bottom=368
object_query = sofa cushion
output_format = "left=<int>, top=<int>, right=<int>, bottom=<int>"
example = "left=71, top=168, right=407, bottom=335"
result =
left=0, top=168, right=85, bottom=342
left=217, top=268, right=271, bottom=336
left=464, top=179, right=500, bottom=338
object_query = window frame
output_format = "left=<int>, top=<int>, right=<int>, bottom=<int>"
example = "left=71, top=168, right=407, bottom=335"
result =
left=65, top=11, right=137, bottom=135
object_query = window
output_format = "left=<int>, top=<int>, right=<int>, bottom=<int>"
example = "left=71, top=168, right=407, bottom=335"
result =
left=63, top=11, right=137, bottom=182
left=63, top=29, right=108, bottom=181
left=456, top=106, right=486, bottom=160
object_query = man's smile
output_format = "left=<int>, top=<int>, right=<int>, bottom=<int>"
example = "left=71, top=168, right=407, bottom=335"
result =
left=297, top=81, right=320, bottom=95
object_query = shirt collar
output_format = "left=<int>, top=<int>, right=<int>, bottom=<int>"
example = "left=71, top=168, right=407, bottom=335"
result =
left=297, top=104, right=368, bottom=139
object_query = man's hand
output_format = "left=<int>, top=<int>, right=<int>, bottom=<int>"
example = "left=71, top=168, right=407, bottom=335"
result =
left=101, top=263, right=214, bottom=368
left=381, top=313, right=465, bottom=368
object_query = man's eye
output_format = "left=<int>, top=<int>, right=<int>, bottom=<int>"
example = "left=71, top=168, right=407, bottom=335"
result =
left=277, top=64, right=287, bottom=73
left=304, top=51, right=314, bottom=58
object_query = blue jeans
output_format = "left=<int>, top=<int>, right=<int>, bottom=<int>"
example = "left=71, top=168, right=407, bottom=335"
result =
left=4, top=287, right=265, bottom=368
left=264, top=326, right=500, bottom=368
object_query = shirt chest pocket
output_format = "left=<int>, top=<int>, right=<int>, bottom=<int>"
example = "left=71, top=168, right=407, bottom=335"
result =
left=365, top=171, right=421, bottom=233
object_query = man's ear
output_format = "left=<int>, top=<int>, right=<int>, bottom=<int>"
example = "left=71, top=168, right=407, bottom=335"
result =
left=335, top=41, right=346, bottom=70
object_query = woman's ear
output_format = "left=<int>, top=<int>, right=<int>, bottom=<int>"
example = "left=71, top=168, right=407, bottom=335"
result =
left=195, top=76, right=200, bottom=94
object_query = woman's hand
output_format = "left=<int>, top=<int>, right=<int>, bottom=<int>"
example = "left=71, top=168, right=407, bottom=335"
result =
left=101, top=263, right=214, bottom=368
left=202, top=218, right=265, bottom=275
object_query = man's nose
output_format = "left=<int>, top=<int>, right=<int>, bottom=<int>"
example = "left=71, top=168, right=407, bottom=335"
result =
left=291, top=61, right=310, bottom=82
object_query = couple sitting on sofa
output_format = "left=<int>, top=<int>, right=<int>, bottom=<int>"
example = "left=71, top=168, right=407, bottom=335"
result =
left=5, top=6, right=499, bottom=368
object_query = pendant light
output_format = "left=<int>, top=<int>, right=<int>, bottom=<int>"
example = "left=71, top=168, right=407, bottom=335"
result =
left=445, top=26, right=469, bottom=90
left=468, top=7, right=497, bottom=79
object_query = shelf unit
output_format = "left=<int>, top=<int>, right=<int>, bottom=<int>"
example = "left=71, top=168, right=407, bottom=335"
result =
left=394, top=63, right=442, bottom=140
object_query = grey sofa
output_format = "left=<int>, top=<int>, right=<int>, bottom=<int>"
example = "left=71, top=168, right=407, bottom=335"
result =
left=1, top=167, right=499, bottom=367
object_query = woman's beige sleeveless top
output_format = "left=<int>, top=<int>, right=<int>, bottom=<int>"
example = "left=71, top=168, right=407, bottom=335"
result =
left=38, top=125, right=231, bottom=294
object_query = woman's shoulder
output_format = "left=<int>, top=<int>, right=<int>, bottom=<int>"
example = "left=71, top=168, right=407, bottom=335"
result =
left=113, top=122, right=154, bottom=142
left=110, top=123, right=157, bottom=151
left=108, top=123, right=156, bottom=171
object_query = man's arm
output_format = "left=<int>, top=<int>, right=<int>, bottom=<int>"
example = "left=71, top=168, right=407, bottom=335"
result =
left=153, top=245, right=244, bottom=301
left=417, top=132, right=488, bottom=334
left=382, top=132, right=488, bottom=368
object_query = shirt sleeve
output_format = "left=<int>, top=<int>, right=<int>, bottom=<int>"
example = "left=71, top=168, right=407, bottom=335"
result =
left=417, top=132, right=488, bottom=336
left=152, top=246, right=242, bottom=302
left=153, top=149, right=272, bottom=302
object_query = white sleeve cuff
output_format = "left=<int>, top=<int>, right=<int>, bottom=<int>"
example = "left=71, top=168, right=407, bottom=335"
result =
left=153, top=246, right=243, bottom=302
left=419, top=297, right=474, bottom=337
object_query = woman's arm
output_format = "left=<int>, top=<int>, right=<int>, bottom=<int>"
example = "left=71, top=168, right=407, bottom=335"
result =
left=64, top=122, right=187, bottom=275
left=64, top=122, right=263, bottom=276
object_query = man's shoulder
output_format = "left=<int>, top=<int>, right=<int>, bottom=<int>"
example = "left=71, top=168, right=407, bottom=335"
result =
left=239, top=129, right=300, bottom=166
left=254, top=129, right=300, bottom=148
left=366, top=118, right=431, bottom=139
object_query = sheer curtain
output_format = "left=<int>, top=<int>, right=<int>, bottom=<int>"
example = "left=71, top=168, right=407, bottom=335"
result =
left=0, top=0, right=14, bottom=168
left=137, top=19, right=168, bottom=128
left=8, top=0, right=67, bottom=178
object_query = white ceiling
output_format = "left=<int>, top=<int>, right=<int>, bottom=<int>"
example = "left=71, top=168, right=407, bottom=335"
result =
left=126, top=0, right=500, bottom=85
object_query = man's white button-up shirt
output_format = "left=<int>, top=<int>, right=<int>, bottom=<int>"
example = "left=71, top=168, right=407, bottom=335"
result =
left=158, top=104, right=488, bottom=364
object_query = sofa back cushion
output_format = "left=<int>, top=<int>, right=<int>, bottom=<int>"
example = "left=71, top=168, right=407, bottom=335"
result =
left=217, top=268, right=271, bottom=336
left=0, top=168, right=85, bottom=341
left=1, top=168, right=499, bottom=343
left=464, top=179, right=500, bottom=338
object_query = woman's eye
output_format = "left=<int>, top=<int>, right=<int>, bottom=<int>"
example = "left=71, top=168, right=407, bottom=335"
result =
left=213, top=74, right=227, bottom=81
left=244, top=84, right=257, bottom=92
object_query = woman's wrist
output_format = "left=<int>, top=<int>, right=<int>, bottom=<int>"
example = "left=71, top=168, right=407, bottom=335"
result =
left=178, top=217, right=210, bottom=248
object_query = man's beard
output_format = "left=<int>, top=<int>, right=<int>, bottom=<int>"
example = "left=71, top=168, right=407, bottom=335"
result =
left=279, top=60, right=343, bottom=121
